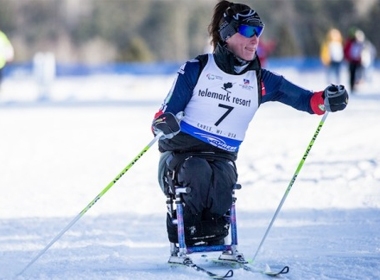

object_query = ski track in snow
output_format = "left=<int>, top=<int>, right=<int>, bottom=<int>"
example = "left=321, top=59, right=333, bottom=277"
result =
left=0, top=68, right=380, bottom=279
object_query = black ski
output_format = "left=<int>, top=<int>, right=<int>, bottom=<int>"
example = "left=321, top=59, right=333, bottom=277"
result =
left=240, top=263, right=289, bottom=277
left=202, top=256, right=289, bottom=277
left=169, top=256, right=234, bottom=279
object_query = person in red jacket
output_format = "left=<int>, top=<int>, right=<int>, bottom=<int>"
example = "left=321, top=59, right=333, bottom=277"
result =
left=152, top=0, right=349, bottom=261
left=344, top=28, right=365, bottom=93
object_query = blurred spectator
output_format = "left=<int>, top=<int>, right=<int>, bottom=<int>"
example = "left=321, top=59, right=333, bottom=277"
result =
left=257, top=38, right=276, bottom=67
left=343, top=28, right=366, bottom=92
left=0, top=28, right=14, bottom=89
left=360, top=36, right=377, bottom=83
left=320, top=28, right=344, bottom=84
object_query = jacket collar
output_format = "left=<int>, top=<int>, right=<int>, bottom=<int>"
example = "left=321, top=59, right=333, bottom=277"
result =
left=213, top=42, right=261, bottom=74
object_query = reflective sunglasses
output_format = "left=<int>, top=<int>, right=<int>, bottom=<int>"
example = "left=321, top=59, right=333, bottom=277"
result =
left=237, top=25, right=264, bottom=38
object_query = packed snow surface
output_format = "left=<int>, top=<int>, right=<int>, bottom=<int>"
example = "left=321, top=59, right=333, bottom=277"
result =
left=1, top=67, right=379, bottom=279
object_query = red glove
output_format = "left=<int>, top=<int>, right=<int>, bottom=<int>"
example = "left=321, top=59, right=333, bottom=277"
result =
left=310, top=91, right=325, bottom=115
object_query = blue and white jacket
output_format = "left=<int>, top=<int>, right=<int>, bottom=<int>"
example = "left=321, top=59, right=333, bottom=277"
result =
left=154, top=43, right=325, bottom=159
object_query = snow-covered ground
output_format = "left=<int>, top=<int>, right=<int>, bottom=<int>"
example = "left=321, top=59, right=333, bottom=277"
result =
left=0, top=66, right=379, bottom=280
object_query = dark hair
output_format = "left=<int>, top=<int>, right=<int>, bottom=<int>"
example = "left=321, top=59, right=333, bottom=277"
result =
left=208, top=1, right=231, bottom=50
left=208, top=1, right=257, bottom=50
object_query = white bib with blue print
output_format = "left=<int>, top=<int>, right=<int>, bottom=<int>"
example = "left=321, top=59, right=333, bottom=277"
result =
left=181, top=54, right=259, bottom=152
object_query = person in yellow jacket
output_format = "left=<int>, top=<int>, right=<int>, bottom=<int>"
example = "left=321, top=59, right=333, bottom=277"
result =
left=320, top=28, right=344, bottom=84
left=0, top=28, right=14, bottom=89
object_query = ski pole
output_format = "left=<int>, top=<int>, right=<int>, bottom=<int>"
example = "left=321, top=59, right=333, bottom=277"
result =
left=252, top=112, right=329, bottom=262
left=16, top=132, right=163, bottom=277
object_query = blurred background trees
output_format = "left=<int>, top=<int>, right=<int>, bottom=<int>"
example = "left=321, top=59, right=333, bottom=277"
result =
left=0, top=0, right=378, bottom=64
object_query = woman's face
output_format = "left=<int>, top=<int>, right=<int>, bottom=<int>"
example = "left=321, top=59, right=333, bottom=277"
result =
left=226, top=32, right=259, bottom=61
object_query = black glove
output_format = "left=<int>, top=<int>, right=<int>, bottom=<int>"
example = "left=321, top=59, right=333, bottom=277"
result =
left=323, top=84, right=349, bottom=112
left=152, top=112, right=182, bottom=139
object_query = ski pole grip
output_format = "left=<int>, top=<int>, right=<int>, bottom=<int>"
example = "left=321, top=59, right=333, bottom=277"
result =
left=325, top=84, right=345, bottom=98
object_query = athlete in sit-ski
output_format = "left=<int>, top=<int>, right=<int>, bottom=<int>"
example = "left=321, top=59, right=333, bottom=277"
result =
left=152, top=1, right=348, bottom=251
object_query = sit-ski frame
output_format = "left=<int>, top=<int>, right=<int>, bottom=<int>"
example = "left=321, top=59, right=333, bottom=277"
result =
left=167, top=184, right=242, bottom=259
